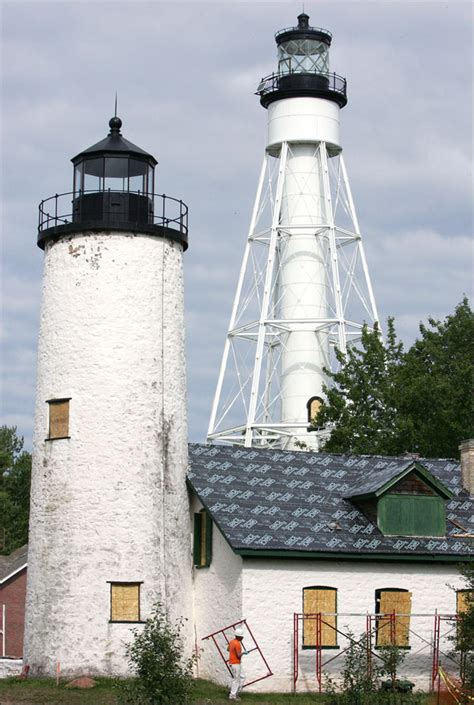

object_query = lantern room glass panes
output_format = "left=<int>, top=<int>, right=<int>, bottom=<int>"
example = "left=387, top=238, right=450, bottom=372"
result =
left=83, top=158, right=104, bottom=192
left=73, top=162, right=83, bottom=196
left=278, top=39, right=329, bottom=76
left=74, top=157, right=154, bottom=195
left=129, top=158, right=147, bottom=194
left=148, top=165, right=154, bottom=196
left=104, top=157, right=128, bottom=191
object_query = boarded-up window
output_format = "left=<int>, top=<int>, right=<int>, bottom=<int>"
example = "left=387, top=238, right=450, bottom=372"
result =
left=47, top=399, right=70, bottom=439
left=110, top=583, right=141, bottom=622
left=375, top=589, right=412, bottom=647
left=303, top=587, right=337, bottom=647
left=457, top=590, right=473, bottom=615
left=456, top=590, right=473, bottom=644
left=193, top=510, right=212, bottom=568
left=307, top=396, right=324, bottom=427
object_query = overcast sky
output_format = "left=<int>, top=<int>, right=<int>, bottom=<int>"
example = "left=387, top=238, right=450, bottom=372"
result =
left=1, top=0, right=472, bottom=451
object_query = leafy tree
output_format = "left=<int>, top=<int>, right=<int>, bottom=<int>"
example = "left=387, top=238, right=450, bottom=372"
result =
left=316, top=299, right=474, bottom=458
left=397, top=298, right=474, bottom=458
left=324, top=630, right=419, bottom=704
left=0, top=426, right=31, bottom=554
left=315, top=319, right=405, bottom=455
left=118, top=602, right=195, bottom=705
left=451, top=564, right=474, bottom=695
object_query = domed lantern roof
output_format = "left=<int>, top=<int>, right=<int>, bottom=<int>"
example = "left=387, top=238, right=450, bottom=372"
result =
left=71, top=116, right=158, bottom=165
left=71, top=116, right=157, bottom=198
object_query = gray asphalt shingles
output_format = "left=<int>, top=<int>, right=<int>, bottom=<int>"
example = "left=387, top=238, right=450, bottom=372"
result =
left=187, top=444, right=474, bottom=558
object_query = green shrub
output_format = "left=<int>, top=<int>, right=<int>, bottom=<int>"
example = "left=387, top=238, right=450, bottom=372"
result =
left=118, top=602, right=195, bottom=705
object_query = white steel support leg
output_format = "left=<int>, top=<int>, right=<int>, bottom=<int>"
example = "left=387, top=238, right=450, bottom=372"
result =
left=207, top=138, right=379, bottom=448
left=207, top=156, right=268, bottom=440
left=245, top=142, right=288, bottom=446
left=320, top=144, right=346, bottom=355
left=340, top=155, right=379, bottom=327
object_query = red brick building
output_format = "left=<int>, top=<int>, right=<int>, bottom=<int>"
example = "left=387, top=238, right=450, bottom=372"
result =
left=0, top=545, right=28, bottom=658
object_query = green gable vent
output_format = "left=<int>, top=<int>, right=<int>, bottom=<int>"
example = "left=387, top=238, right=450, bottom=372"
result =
left=347, top=461, right=452, bottom=538
left=378, top=494, right=446, bottom=537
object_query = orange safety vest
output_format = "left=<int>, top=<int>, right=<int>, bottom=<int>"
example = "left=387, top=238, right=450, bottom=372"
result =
left=227, top=638, right=242, bottom=665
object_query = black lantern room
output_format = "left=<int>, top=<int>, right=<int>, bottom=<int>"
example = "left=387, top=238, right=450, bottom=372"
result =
left=257, top=13, right=347, bottom=109
left=38, top=116, right=188, bottom=250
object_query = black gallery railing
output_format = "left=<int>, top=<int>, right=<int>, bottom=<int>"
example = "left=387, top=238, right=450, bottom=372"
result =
left=38, top=190, right=188, bottom=236
left=257, top=71, right=347, bottom=101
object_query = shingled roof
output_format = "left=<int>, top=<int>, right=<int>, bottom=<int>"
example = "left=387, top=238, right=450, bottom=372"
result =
left=0, top=544, right=28, bottom=583
left=187, top=444, right=474, bottom=561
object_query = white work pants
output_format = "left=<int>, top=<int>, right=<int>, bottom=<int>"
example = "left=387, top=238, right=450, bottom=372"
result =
left=229, top=663, right=244, bottom=698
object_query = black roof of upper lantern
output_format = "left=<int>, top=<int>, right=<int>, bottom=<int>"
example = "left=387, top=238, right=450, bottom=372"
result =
left=275, top=12, right=332, bottom=47
left=71, top=117, right=158, bottom=166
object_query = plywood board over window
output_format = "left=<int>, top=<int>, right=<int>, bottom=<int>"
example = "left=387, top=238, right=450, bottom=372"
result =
left=456, top=590, right=473, bottom=644
left=110, top=582, right=141, bottom=622
left=47, top=398, right=71, bottom=440
left=376, top=589, right=412, bottom=647
left=457, top=590, right=473, bottom=615
left=303, top=586, right=337, bottom=647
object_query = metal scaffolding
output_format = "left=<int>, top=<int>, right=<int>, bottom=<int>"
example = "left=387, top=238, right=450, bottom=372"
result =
left=292, top=611, right=462, bottom=695
left=202, top=618, right=273, bottom=689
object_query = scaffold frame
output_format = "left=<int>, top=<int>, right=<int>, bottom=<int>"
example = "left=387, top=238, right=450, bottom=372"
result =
left=292, top=611, right=461, bottom=694
left=202, top=618, right=273, bottom=688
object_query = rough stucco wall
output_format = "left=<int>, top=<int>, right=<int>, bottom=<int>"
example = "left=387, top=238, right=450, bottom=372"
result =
left=241, top=559, right=465, bottom=692
left=191, top=496, right=242, bottom=686
left=1, top=569, right=27, bottom=657
left=24, top=232, right=192, bottom=677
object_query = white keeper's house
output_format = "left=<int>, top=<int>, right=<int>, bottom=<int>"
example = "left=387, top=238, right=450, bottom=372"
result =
left=3, top=10, right=472, bottom=695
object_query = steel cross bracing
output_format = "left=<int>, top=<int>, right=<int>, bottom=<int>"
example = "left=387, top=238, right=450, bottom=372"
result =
left=292, top=612, right=461, bottom=694
left=207, top=141, right=379, bottom=449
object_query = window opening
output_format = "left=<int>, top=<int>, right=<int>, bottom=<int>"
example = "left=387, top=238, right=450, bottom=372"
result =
left=109, top=582, right=142, bottom=622
left=307, top=396, right=324, bottom=427
left=193, top=510, right=212, bottom=568
left=47, top=398, right=70, bottom=440
left=303, top=586, right=337, bottom=647
left=375, top=588, right=412, bottom=647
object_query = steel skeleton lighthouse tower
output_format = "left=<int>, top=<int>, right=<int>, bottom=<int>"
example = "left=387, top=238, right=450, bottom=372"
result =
left=208, top=14, right=379, bottom=450
left=25, top=116, right=192, bottom=676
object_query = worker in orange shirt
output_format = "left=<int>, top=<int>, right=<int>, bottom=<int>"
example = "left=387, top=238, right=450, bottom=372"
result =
left=227, top=626, right=246, bottom=700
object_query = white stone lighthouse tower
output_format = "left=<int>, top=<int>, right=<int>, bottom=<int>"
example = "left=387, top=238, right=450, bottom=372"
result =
left=208, top=13, right=379, bottom=450
left=24, top=116, right=192, bottom=676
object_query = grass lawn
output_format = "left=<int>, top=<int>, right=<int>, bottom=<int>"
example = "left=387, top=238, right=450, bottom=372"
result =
left=0, top=677, right=432, bottom=705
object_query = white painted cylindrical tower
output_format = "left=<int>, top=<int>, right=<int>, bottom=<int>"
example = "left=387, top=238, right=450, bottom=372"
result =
left=207, top=14, right=379, bottom=449
left=24, top=116, right=192, bottom=676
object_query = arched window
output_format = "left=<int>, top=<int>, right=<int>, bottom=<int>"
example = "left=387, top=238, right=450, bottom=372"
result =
left=375, top=588, right=411, bottom=647
left=302, top=586, right=337, bottom=648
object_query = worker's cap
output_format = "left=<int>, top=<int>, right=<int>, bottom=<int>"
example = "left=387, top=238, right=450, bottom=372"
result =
left=234, top=627, right=245, bottom=638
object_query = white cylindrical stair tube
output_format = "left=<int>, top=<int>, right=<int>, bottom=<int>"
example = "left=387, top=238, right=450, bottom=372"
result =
left=278, top=144, right=330, bottom=449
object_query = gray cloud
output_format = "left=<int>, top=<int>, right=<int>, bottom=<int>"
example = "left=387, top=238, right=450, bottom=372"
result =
left=1, top=1, right=472, bottom=449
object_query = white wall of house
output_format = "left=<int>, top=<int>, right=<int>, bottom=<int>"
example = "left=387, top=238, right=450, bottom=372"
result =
left=238, top=558, right=465, bottom=692
left=191, top=497, right=243, bottom=686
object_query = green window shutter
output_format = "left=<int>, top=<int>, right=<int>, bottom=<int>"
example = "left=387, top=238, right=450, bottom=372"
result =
left=378, top=495, right=445, bottom=537
left=193, top=513, right=202, bottom=567
left=205, top=512, right=213, bottom=566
